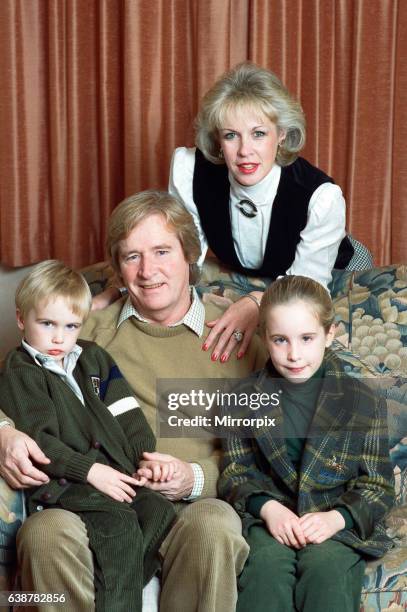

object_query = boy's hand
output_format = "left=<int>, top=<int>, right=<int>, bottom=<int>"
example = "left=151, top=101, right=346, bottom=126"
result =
left=87, top=463, right=145, bottom=503
left=136, top=451, right=194, bottom=501
left=260, top=500, right=306, bottom=549
left=299, top=510, right=345, bottom=544
left=137, top=452, right=178, bottom=483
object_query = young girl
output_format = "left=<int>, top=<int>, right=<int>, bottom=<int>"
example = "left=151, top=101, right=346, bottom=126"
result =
left=218, top=275, right=395, bottom=612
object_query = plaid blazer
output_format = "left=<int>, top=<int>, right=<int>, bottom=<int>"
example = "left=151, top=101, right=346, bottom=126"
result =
left=218, top=350, right=395, bottom=558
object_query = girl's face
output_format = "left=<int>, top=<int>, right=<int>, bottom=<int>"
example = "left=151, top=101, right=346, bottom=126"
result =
left=218, top=106, right=284, bottom=186
left=264, top=299, right=335, bottom=383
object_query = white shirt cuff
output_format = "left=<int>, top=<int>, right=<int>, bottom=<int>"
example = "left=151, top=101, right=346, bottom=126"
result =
left=183, top=462, right=205, bottom=501
left=0, top=420, right=13, bottom=429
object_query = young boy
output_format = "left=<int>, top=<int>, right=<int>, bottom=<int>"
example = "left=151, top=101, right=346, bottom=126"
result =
left=0, top=260, right=175, bottom=612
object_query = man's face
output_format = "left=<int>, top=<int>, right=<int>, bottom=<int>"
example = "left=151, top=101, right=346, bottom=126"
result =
left=118, top=214, right=191, bottom=325
left=17, top=296, right=83, bottom=363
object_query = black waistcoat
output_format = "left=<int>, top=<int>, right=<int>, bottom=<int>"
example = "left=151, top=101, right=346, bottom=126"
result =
left=192, top=148, right=353, bottom=279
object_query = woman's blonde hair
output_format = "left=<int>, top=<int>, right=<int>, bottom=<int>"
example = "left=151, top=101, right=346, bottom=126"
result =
left=195, top=62, right=306, bottom=166
left=107, top=190, right=202, bottom=284
left=259, top=275, right=335, bottom=336
left=15, top=260, right=92, bottom=319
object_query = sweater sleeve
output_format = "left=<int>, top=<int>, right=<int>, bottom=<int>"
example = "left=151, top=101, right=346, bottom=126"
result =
left=0, top=367, right=96, bottom=482
left=218, top=433, right=288, bottom=515
left=193, top=452, right=222, bottom=499
left=92, top=345, right=156, bottom=466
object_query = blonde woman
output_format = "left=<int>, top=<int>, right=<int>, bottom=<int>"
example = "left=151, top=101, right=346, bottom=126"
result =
left=169, top=62, right=371, bottom=362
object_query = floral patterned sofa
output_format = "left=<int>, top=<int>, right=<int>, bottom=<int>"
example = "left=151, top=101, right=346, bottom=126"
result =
left=1, top=262, right=406, bottom=611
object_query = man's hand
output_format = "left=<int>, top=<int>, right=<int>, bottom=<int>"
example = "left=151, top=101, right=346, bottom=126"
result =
left=136, top=451, right=195, bottom=501
left=299, top=510, right=345, bottom=544
left=87, top=463, right=146, bottom=502
left=260, top=499, right=306, bottom=549
left=0, top=426, right=51, bottom=489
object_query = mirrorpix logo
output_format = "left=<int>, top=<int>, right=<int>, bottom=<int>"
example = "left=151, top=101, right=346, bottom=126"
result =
left=161, top=385, right=280, bottom=433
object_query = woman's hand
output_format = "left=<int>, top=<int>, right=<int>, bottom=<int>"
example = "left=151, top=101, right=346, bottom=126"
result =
left=260, top=500, right=306, bottom=549
left=91, top=287, right=122, bottom=311
left=203, top=292, right=262, bottom=362
left=87, top=463, right=146, bottom=502
left=299, top=510, right=345, bottom=544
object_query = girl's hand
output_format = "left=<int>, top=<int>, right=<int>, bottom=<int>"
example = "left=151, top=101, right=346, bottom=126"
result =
left=260, top=500, right=306, bottom=549
left=299, top=510, right=345, bottom=544
left=203, top=293, right=262, bottom=362
left=87, top=463, right=145, bottom=502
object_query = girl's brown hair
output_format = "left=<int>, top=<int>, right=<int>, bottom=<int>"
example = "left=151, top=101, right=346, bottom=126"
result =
left=259, top=275, right=335, bottom=336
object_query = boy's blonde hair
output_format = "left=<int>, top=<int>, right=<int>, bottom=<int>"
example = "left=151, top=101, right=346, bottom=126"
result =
left=15, top=260, right=92, bottom=320
left=259, top=275, right=335, bottom=336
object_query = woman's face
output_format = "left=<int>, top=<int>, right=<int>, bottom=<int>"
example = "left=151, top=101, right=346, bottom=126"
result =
left=218, top=106, right=284, bottom=186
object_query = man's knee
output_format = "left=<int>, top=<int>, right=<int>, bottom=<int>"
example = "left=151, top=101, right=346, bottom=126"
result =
left=17, top=509, right=90, bottom=560
left=160, top=499, right=248, bottom=573
left=176, top=498, right=244, bottom=542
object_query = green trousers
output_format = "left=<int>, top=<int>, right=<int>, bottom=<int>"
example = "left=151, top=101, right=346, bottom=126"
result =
left=237, top=525, right=365, bottom=612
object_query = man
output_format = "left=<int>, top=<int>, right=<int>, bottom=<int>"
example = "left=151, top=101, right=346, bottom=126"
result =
left=16, top=190, right=265, bottom=612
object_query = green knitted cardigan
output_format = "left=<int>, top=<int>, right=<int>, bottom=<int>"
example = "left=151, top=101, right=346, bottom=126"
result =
left=0, top=341, right=175, bottom=612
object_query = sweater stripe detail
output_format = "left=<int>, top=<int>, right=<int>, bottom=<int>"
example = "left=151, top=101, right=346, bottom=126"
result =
left=99, top=365, right=123, bottom=399
left=107, top=397, right=139, bottom=416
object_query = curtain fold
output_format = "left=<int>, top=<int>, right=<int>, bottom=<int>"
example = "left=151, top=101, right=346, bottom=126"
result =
left=0, top=0, right=406, bottom=268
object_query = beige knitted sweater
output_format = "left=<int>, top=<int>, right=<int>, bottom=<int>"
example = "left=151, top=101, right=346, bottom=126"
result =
left=81, top=299, right=266, bottom=498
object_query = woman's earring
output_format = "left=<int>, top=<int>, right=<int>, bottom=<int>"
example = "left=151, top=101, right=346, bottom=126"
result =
left=218, top=149, right=224, bottom=159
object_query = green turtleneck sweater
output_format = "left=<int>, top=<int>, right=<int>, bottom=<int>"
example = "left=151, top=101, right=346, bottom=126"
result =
left=247, top=361, right=354, bottom=530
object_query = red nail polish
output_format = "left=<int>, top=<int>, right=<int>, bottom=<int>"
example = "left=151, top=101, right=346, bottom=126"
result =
left=220, top=354, right=228, bottom=363
left=211, top=353, right=219, bottom=361
left=202, top=343, right=208, bottom=351
left=237, top=351, right=244, bottom=359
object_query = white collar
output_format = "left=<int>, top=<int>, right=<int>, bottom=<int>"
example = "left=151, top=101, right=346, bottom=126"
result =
left=117, top=286, right=205, bottom=337
left=21, top=339, right=83, bottom=371
left=229, top=163, right=281, bottom=207
left=21, top=340, right=84, bottom=404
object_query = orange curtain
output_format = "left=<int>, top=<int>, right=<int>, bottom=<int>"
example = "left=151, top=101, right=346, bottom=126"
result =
left=1, top=0, right=406, bottom=268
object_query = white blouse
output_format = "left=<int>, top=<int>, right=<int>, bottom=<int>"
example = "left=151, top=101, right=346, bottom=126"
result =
left=168, top=147, right=346, bottom=288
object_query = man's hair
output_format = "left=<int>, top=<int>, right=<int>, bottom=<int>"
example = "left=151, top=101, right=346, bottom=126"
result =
left=259, top=275, right=335, bottom=336
left=195, top=62, right=305, bottom=166
left=107, top=190, right=202, bottom=284
left=15, top=260, right=92, bottom=320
